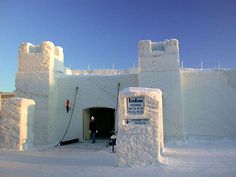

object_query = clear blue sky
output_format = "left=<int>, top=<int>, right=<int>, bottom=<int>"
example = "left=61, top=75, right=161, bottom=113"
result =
left=0, top=0, right=236, bottom=92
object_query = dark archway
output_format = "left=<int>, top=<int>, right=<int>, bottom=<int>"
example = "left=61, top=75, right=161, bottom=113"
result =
left=83, top=107, right=115, bottom=140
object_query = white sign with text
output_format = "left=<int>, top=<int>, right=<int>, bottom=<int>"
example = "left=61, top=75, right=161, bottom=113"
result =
left=127, top=97, right=144, bottom=115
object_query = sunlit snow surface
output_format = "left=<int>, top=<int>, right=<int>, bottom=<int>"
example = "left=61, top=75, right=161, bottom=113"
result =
left=0, top=139, right=236, bottom=177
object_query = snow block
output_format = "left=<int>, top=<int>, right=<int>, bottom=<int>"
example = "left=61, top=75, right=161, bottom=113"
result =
left=0, top=98, right=35, bottom=150
left=116, top=87, right=164, bottom=167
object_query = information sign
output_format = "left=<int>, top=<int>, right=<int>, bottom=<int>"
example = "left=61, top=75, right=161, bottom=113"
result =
left=125, top=118, right=149, bottom=125
left=127, top=97, right=144, bottom=115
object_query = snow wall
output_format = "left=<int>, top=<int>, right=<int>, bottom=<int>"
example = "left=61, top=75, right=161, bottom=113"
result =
left=50, top=74, right=138, bottom=143
left=117, top=87, right=164, bottom=167
left=181, top=69, right=236, bottom=139
left=138, top=40, right=184, bottom=141
left=0, top=98, right=35, bottom=150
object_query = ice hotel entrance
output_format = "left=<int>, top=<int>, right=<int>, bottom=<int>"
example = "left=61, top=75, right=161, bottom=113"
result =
left=83, top=107, right=115, bottom=140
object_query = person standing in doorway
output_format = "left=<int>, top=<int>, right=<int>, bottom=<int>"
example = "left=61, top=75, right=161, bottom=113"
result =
left=89, top=116, right=98, bottom=143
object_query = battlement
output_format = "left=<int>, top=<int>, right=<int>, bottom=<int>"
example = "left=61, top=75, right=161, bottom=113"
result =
left=138, top=39, right=180, bottom=71
left=138, top=39, right=179, bottom=56
left=19, top=41, right=63, bottom=58
left=18, top=41, right=64, bottom=73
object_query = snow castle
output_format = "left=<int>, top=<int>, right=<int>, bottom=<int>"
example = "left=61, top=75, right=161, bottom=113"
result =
left=1, top=39, right=236, bottom=149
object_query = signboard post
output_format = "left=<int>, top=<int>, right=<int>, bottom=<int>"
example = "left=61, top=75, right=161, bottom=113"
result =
left=116, top=87, right=164, bottom=167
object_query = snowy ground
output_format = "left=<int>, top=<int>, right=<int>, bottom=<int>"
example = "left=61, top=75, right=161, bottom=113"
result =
left=0, top=139, right=236, bottom=177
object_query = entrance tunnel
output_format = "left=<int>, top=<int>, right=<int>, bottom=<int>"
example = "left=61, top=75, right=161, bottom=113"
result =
left=83, top=107, right=115, bottom=140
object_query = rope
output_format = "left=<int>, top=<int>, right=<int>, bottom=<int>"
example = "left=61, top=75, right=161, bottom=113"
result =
left=55, top=86, right=78, bottom=147
left=114, top=83, right=120, bottom=135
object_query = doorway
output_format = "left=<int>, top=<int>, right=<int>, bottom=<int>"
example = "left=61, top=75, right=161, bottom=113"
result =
left=83, top=107, right=115, bottom=140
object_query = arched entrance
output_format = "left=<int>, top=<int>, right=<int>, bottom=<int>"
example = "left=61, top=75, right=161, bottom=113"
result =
left=83, top=107, right=115, bottom=140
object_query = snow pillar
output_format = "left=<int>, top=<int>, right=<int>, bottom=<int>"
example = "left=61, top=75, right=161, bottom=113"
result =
left=138, top=39, right=184, bottom=140
left=15, top=41, right=64, bottom=145
left=0, top=98, right=35, bottom=150
left=116, top=87, right=164, bottom=167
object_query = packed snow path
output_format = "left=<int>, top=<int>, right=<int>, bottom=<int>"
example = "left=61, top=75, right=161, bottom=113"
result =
left=0, top=140, right=236, bottom=177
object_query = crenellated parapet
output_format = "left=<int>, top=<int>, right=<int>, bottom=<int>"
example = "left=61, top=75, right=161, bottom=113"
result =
left=138, top=39, right=179, bottom=56
left=18, top=41, right=64, bottom=73
left=138, top=39, right=180, bottom=71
